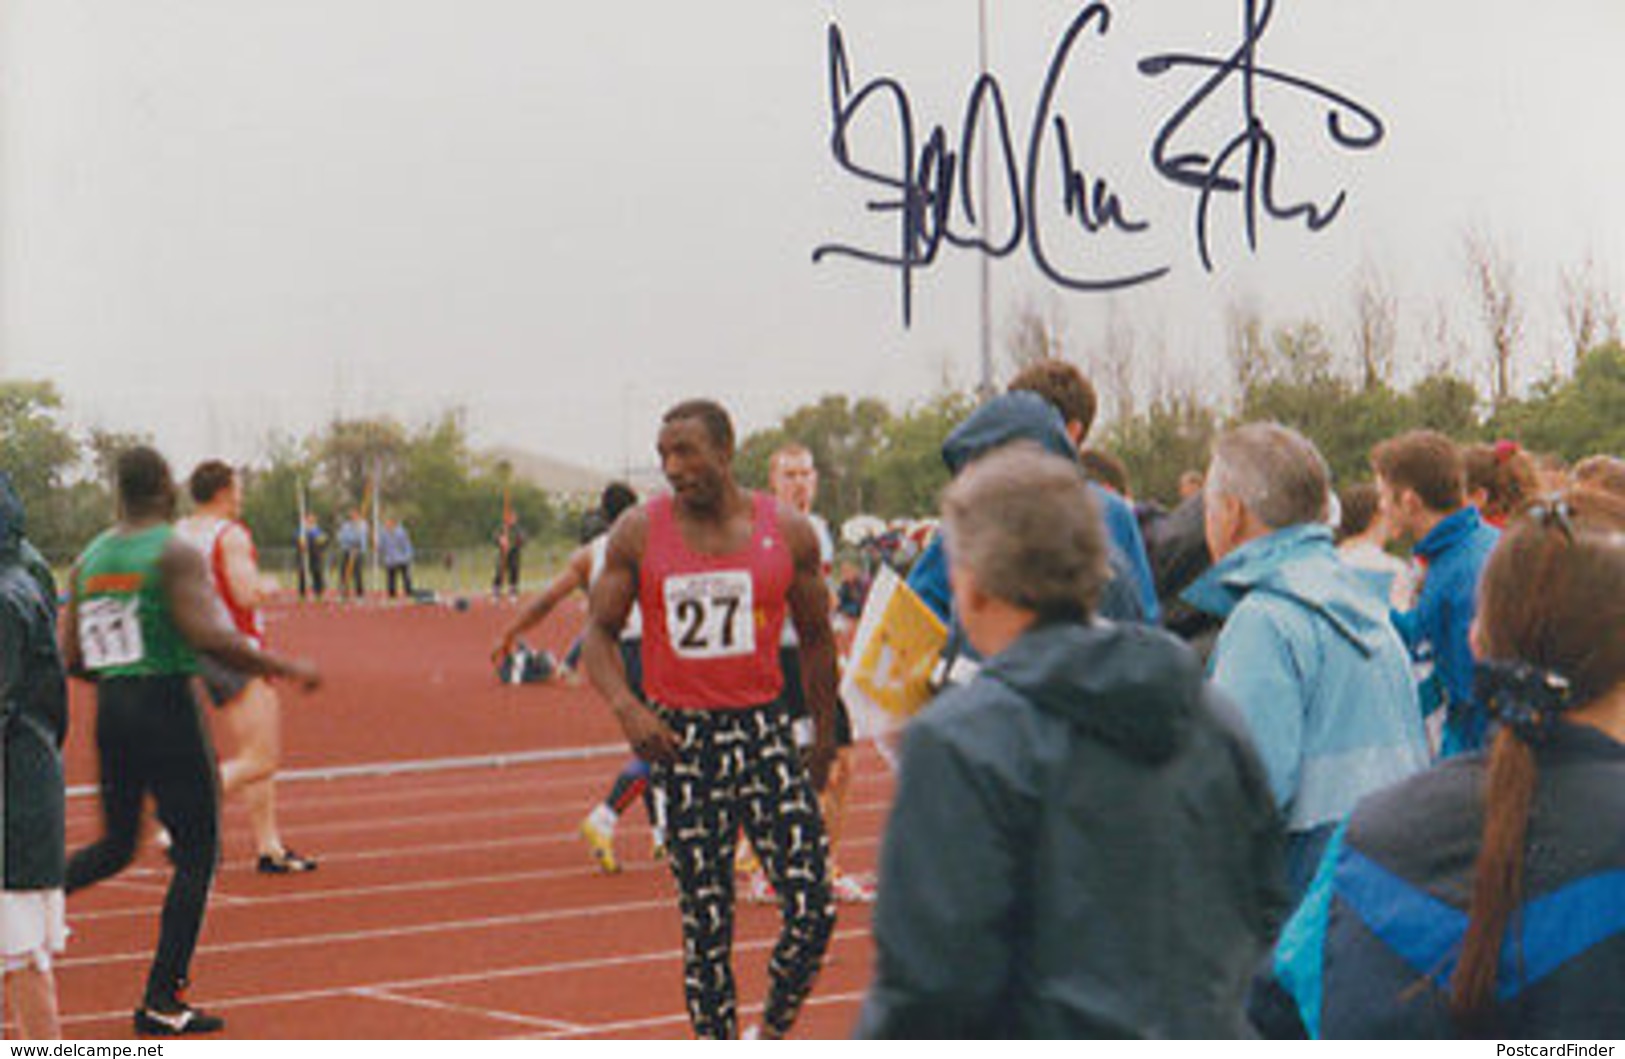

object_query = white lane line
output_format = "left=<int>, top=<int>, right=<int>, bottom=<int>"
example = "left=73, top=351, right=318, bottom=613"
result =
left=60, top=928, right=872, bottom=1029
left=58, top=898, right=676, bottom=969
left=65, top=830, right=880, bottom=925
left=65, top=745, right=630, bottom=799
left=350, top=985, right=586, bottom=1033
left=506, top=988, right=869, bottom=1040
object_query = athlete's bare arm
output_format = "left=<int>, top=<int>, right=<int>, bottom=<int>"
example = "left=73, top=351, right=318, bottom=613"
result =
left=493, top=544, right=592, bottom=662
left=583, top=508, right=680, bottom=763
left=161, top=540, right=320, bottom=691
left=218, top=524, right=277, bottom=605
left=781, top=504, right=838, bottom=791
left=59, top=567, right=84, bottom=678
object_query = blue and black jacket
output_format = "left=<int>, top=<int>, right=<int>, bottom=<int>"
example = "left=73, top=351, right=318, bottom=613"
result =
left=1261, top=722, right=1625, bottom=1038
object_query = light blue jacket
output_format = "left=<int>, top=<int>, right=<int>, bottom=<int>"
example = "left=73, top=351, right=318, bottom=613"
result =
left=1184, top=524, right=1429, bottom=845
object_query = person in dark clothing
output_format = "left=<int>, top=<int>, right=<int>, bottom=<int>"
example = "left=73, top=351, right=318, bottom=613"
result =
left=1257, top=488, right=1625, bottom=1039
left=1, top=473, right=68, bottom=1039
left=62, top=447, right=321, bottom=1035
left=492, top=516, right=525, bottom=598
left=294, top=513, right=327, bottom=599
left=856, top=446, right=1288, bottom=1039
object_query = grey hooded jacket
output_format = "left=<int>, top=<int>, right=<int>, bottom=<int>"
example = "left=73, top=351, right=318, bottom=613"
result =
left=857, top=620, right=1288, bottom=1038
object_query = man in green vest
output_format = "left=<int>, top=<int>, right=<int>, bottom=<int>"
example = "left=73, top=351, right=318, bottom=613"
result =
left=62, top=446, right=320, bottom=1036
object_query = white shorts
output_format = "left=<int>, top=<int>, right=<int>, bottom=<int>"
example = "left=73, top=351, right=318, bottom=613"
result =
left=2, top=889, right=67, bottom=973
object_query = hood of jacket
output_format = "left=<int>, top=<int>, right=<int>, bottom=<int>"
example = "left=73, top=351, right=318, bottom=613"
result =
left=941, top=392, right=1077, bottom=475
left=1182, top=522, right=1394, bottom=658
left=981, top=620, right=1205, bottom=764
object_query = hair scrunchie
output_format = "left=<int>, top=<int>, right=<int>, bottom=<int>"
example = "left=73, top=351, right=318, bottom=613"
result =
left=1474, top=659, right=1573, bottom=745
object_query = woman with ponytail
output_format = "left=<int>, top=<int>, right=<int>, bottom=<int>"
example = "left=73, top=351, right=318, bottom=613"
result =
left=1257, top=488, right=1625, bottom=1038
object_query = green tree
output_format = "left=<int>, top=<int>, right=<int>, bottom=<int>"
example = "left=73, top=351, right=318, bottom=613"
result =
left=869, top=391, right=976, bottom=518
left=736, top=395, right=891, bottom=526
left=0, top=381, right=91, bottom=557
left=1106, top=394, right=1220, bottom=505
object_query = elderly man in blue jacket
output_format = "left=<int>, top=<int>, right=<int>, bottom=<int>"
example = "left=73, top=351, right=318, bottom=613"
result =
left=1185, top=423, right=1429, bottom=900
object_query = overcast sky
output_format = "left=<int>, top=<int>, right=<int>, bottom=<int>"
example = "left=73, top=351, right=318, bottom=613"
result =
left=3, top=0, right=1621, bottom=479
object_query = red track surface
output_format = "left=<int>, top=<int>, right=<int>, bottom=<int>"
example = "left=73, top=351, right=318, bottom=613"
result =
left=51, top=596, right=890, bottom=1040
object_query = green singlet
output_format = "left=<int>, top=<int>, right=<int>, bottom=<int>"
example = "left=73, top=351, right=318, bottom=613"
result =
left=74, top=524, right=198, bottom=678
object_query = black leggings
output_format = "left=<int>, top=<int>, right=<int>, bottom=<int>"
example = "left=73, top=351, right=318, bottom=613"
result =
left=652, top=703, right=835, bottom=1039
left=66, top=675, right=220, bottom=1006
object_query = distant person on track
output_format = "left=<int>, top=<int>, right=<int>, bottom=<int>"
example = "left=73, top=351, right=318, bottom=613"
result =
left=295, top=512, right=327, bottom=600
left=1, top=473, right=69, bottom=1040
left=492, top=513, right=525, bottom=600
left=379, top=517, right=416, bottom=600
left=176, top=460, right=318, bottom=875
left=740, top=443, right=871, bottom=905
left=584, top=399, right=837, bottom=1040
left=491, top=483, right=666, bottom=872
left=337, top=508, right=368, bottom=600
left=63, top=447, right=319, bottom=1036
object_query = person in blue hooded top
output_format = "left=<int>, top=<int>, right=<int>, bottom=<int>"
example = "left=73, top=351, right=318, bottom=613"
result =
left=905, top=389, right=1153, bottom=687
left=1259, top=488, right=1625, bottom=1038
left=1185, top=423, right=1429, bottom=901
left=1371, top=430, right=1502, bottom=757
left=857, top=445, right=1287, bottom=1039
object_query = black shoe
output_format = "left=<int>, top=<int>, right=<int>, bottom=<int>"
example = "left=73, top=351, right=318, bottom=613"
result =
left=134, top=1003, right=225, bottom=1035
left=257, top=849, right=318, bottom=874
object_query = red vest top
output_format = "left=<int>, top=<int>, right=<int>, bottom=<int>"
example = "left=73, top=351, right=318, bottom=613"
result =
left=639, top=491, right=792, bottom=709
left=176, top=516, right=265, bottom=647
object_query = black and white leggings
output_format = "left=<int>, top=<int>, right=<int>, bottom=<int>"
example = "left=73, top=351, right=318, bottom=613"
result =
left=651, top=703, right=835, bottom=1040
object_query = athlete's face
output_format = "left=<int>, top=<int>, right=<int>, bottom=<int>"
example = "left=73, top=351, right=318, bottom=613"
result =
left=658, top=418, right=731, bottom=511
left=770, top=453, right=818, bottom=514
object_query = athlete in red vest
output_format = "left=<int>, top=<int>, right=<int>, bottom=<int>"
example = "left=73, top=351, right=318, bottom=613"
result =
left=175, top=461, right=316, bottom=874
left=584, top=399, right=837, bottom=1041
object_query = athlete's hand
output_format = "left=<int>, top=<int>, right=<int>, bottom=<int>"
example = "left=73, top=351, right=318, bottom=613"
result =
left=285, top=657, right=322, bottom=693
left=803, top=740, right=837, bottom=793
left=618, top=703, right=680, bottom=764
left=491, top=633, right=517, bottom=665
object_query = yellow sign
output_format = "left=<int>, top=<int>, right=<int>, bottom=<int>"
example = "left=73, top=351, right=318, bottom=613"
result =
left=841, top=566, right=948, bottom=738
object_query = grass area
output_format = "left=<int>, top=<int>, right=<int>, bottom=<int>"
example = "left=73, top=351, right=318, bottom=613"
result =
left=257, top=543, right=574, bottom=600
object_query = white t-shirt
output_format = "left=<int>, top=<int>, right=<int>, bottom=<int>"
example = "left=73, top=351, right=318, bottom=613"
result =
left=589, top=534, right=642, bottom=641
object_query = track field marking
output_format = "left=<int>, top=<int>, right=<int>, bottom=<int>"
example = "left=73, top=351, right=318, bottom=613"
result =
left=512, top=988, right=868, bottom=1040
left=350, top=985, right=586, bottom=1033
left=59, top=898, right=677, bottom=968
left=66, top=831, right=881, bottom=924
left=60, top=927, right=871, bottom=1030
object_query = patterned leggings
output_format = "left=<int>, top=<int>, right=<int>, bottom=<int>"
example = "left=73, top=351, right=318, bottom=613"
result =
left=652, top=704, right=836, bottom=1039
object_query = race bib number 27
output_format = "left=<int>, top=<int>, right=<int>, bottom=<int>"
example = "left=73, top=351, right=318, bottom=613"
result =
left=79, top=596, right=146, bottom=670
left=663, top=570, right=754, bottom=660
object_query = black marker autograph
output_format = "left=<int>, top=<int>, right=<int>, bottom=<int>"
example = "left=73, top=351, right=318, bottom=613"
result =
left=1139, top=0, right=1385, bottom=271
left=815, top=0, right=1386, bottom=327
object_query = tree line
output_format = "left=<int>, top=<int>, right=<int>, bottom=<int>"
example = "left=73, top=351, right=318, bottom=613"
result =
left=0, top=388, right=580, bottom=563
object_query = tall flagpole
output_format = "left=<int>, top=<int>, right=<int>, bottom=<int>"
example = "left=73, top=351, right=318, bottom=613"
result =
left=977, top=0, right=995, bottom=400
left=295, top=478, right=312, bottom=599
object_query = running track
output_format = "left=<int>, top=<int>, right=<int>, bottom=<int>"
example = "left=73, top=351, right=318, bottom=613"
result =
left=47, top=597, right=890, bottom=1039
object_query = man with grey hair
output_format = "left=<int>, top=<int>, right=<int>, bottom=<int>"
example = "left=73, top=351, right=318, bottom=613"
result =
left=858, top=445, right=1287, bottom=1038
left=1184, top=423, right=1428, bottom=901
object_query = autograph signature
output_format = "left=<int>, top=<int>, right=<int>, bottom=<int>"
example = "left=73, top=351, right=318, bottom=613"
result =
left=814, top=0, right=1386, bottom=326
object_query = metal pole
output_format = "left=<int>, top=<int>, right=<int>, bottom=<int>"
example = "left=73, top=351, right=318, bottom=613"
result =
left=977, top=0, right=994, bottom=400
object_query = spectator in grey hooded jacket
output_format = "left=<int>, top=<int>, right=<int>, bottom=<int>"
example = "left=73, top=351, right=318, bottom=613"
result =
left=1, top=472, right=68, bottom=1038
left=856, top=446, right=1288, bottom=1039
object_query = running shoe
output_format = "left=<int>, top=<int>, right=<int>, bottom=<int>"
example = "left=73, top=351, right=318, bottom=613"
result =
left=580, top=816, right=620, bottom=874
left=134, top=992, right=225, bottom=1036
left=651, top=828, right=667, bottom=861
left=831, top=871, right=877, bottom=905
left=257, top=849, right=318, bottom=874
left=743, top=869, right=776, bottom=905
